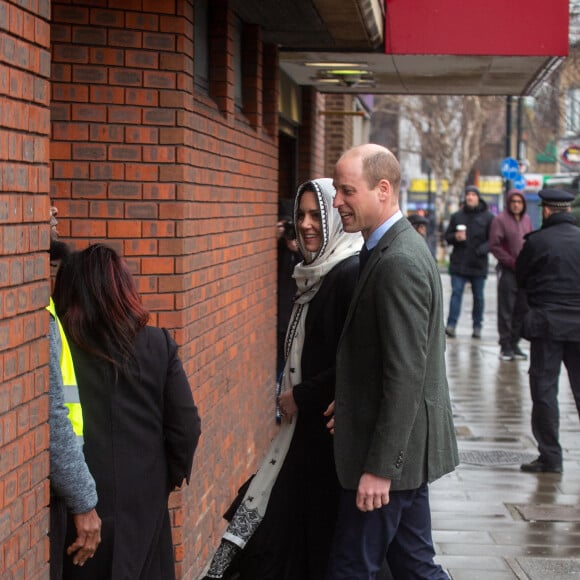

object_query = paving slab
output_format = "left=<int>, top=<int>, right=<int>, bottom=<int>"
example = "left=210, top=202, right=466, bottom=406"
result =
left=432, top=273, right=580, bottom=579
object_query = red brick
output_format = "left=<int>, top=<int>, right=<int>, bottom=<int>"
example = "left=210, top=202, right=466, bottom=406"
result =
left=143, top=0, right=176, bottom=15
left=125, top=88, right=159, bottom=106
left=89, top=85, right=125, bottom=104
left=89, top=47, right=124, bottom=67
left=141, top=257, right=175, bottom=275
left=125, top=164, right=158, bottom=181
left=125, top=12, right=159, bottom=32
left=108, top=221, right=141, bottom=238
left=125, top=126, right=158, bottom=144
left=71, top=219, right=107, bottom=237
left=90, top=9, right=125, bottom=29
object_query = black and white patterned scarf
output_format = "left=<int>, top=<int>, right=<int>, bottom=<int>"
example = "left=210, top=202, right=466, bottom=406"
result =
left=203, top=178, right=362, bottom=579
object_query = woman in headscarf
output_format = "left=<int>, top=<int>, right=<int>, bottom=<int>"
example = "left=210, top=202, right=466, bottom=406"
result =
left=204, top=178, right=363, bottom=579
left=52, top=244, right=201, bottom=580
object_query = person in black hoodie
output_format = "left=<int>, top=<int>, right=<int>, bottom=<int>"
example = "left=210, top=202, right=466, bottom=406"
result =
left=444, top=186, right=494, bottom=338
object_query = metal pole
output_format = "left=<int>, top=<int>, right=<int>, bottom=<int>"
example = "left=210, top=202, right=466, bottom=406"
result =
left=504, top=96, right=513, bottom=199
left=516, top=97, right=523, bottom=161
left=505, top=96, right=512, bottom=158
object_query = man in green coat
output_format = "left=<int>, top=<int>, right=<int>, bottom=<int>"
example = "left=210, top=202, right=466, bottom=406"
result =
left=326, top=144, right=458, bottom=579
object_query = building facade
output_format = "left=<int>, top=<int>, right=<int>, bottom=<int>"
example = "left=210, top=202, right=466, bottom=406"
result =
left=0, top=0, right=568, bottom=577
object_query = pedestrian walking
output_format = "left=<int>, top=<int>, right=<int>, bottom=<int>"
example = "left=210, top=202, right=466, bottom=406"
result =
left=444, top=186, right=493, bottom=339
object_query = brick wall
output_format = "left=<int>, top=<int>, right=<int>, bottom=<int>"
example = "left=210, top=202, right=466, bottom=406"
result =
left=298, top=87, right=326, bottom=182
left=0, top=0, right=53, bottom=577
left=324, top=93, right=355, bottom=175
left=50, top=0, right=279, bottom=577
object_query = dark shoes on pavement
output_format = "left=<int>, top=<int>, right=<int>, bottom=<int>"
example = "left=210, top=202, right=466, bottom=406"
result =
left=520, top=458, right=562, bottom=473
left=500, top=349, right=514, bottom=361
left=445, top=326, right=482, bottom=338
left=499, top=345, right=528, bottom=361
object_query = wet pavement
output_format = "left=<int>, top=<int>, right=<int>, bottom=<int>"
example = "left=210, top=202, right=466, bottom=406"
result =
left=432, top=273, right=580, bottom=579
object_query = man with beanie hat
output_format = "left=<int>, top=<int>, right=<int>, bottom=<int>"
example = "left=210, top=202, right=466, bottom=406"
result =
left=444, top=186, right=494, bottom=338
left=516, top=188, right=580, bottom=474
left=489, top=190, right=533, bottom=360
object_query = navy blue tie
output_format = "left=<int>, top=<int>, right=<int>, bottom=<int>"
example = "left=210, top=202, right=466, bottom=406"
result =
left=359, top=244, right=370, bottom=277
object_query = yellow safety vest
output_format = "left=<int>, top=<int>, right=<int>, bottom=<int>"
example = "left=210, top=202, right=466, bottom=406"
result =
left=47, top=298, right=84, bottom=438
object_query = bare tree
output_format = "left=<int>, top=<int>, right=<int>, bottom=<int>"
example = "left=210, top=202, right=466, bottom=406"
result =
left=376, top=95, right=495, bottom=216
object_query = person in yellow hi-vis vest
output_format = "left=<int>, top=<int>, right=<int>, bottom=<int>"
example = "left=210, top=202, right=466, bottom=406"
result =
left=48, top=205, right=101, bottom=579
left=53, top=244, right=200, bottom=580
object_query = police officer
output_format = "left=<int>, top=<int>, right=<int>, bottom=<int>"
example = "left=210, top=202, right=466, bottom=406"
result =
left=516, top=189, right=580, bottom=473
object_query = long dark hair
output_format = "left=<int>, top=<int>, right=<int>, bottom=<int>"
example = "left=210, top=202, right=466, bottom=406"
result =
left=53, top=244, right=149, bottom=377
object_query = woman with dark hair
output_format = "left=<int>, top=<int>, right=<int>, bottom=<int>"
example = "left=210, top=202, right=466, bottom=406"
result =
left=204, top=178, right=363, bottom=579
left=53, top=244, right=201, bottom=580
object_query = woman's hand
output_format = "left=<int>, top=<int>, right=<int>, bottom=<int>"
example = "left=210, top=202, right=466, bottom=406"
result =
left=323, top=401, right=335, bottom=434
left=278, top=390, right=298, bottom=421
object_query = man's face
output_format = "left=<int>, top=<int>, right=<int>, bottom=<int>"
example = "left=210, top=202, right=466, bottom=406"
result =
left=509, top=195, right=524, bottom=216
left=50, top=206, right=59, bottom=240
left=415, top=224, right=427, bottom=237
left=464, top=191, right=479, bottom=208
left=333, top=154, right=384, bottom=238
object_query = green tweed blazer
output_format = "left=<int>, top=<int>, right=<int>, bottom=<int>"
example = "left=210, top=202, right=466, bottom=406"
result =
left=333, top=217, right=459, bottom=491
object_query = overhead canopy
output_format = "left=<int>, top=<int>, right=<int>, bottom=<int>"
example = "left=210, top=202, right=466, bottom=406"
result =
left=234, top=0, right=570, bottom=95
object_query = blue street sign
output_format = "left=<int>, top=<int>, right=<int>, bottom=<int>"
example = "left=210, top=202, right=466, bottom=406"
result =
left=512, top=173, right=526, bottom=190
left=501, top=157, right=519, bottom=180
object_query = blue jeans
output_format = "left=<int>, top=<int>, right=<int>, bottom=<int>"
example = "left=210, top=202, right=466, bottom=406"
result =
left=447, top=274, right=485, bottom=329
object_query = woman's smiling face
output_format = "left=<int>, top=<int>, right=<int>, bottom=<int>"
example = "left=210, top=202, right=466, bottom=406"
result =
left=297, top=190, right=322, bottom=254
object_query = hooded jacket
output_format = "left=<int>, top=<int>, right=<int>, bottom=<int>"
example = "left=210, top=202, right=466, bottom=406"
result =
left=489, top=190, right=533, bottom=271
left=444, top=187, right=494, bottom=277
left=571, top=192, right=580, bottom=226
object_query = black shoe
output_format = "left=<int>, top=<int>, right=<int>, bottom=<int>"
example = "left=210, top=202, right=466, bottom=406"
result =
left=472, top=327, right=482, bottom=339
left=499, top=349, right=514, bottom=361
left=520, top=458, right=562, bottom=473
left=445, top=326, right=456, bottom=338
left=512, top=345, right=528, bottom=360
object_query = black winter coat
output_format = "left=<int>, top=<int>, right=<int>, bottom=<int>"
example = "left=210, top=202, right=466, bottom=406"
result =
left=445, top=200, right=494, bottom=277
left=235, top=254, right=359, bottom=580
left=516, top=212, right=580, bottom=341
left=63, top=326, right=201, bottom=580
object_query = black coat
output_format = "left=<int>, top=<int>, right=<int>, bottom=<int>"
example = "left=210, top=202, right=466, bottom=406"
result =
left=516, top=212, right=580, bottom=340
left=445, top=200, right=494, bottom=277
left=64, top=326, right=201, bottom=580
left=236, top=254, right=359, bottom=580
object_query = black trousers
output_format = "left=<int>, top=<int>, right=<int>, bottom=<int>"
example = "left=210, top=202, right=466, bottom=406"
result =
left=50, top=496, right=67, bottom=580
left=325, top=483, right=448, bottom=580
left=529, top=338, right=580, bottom=466
left=496, top=266, right=528, bottom=350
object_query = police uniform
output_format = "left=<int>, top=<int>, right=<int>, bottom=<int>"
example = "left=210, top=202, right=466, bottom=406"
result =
left=516, top=189, right=580, bottom=473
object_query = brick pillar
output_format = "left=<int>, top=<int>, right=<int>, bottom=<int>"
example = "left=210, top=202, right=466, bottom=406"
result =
left=298, top=88, right=326, bottom=182
left=0, top=1, right=52, bottom=577
left=50, top=1, right=279, bottom=577
left=324, top=93, right=355, bottom=175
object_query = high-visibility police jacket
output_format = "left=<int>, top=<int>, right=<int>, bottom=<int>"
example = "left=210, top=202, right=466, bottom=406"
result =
left=47, top=298, right=84, bottom=439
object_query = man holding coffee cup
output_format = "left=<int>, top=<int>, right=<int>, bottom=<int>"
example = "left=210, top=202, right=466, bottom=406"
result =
left=444, top=186, right=494, bottom=338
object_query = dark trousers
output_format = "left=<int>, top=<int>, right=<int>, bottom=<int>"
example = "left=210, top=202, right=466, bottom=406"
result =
left=529, top=338, right=580, bottom=466
left=325, top=483, right=448, bottom=580
left=496, top=267, right=528, bottom=350
left=50, top=495, right=67, bottom=580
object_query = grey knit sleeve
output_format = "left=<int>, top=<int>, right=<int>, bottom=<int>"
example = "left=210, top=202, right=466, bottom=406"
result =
left=48, top=317, right=98, bottom=514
